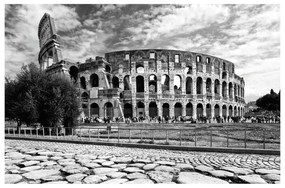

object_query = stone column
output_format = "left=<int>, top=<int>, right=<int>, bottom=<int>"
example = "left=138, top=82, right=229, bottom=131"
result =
left=192, top=102, right=197, bottom=120
left=219, top=104, right=222, bottom=117
left=182, top=103, right=186, bottom=116
left=132, top=99, right=137, bottom=117
left=211, top=80, right=215, bottom=98
left=181, top=74, right=186, bottom=95
left=158, top=101, right=162, bottom=117
left=202, top=103, right=206, bottom=116
left=219, top=80, right=223, bottom=99
left=169, top=101, right=174, bottom=118
left=211, top=104, right=215, bottom=121
left=203, top=79, right=207, bottom=100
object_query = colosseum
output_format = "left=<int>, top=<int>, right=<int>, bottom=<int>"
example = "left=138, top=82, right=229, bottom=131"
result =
left=38, top=13, right=245, bottom=123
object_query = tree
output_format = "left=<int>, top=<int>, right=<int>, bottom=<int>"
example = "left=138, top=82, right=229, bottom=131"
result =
left=256, top=89, right=280, bottom=111
left=5, top=63, right=80, bottom=132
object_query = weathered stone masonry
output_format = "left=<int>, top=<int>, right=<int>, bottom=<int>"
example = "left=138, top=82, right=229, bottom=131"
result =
left=38, top=13, right=245, bottom=121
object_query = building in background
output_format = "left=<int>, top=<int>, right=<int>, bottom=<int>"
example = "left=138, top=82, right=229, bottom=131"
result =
left=38, top=13, right=245, bottom=122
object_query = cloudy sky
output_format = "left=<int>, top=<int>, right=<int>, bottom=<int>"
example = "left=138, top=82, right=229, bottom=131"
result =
left=5, top=4, right=280, bottom=102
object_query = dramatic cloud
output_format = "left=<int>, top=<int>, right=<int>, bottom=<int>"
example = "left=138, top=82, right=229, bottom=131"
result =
left=5, top=4, right=280, bottom=102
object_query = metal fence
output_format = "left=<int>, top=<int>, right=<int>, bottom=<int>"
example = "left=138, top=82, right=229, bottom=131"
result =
left=4, top=126, right=280, bottom=150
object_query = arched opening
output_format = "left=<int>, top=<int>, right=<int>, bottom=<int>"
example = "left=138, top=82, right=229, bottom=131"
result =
left=124, top=75, right=131, bottom=90
left=81, top=92, right=89, bottom=102
left=124, top=103, right=133, bottom=118
left=185, top=66, right=192, bottom=74
left=136, top=76, right=144, bottom=92
left=186, top=77, right=192, bottom=94
left=197, top=103, right=203, bottom=119
left=196, top=77, right=203, bottom=95
left=136, top=64, right=144, bottom=73
left=222, top=72, right=227, bottom=79
left=161, top=74, right=170, bottom=92
left=69, top=66, right=79, bottom=83
left=214, top=104, right=220, bottom=117
left=206, top=78, right=212, bottom=94
left=162, top=103, right=169, bottom=117
left=234, top=106, right=237, bottom=116
left=206, top=104, right=211, bottom=118
left=214, top=79, right=220, bottom=95
left=196, top=55, right=201, bottom=62
left=174, top=103, right=182, bottom=117
left=229, top=105, right=233, bottom=117
left=105, top=65, right=111, bottom=73
left=90, top=103, right=99, bottom=117
left=174, top=75, right=182, bottom=94
left=229, top=82, right=233, bottom=99
left=234, top=84, right=237, bottom=96
left=222, top=105, right=227, bottom=119
left=90, top=74, right=99, bottom=87
left=149, top=102, right=158, bottom=118
left=105, top=102, right=113, bottom=118
left=137, top=101, right=145, bottom=117
left=82, top=104, right=88, bottom=117
left=149, top=75, right=157, bottom=93
left=186, top=102, right=193, bottom=116
left=222, top=81, right=227, bottom=97
left=80, top=76, right=86, bottom=89
left=112, top=76, right=119, bottom=88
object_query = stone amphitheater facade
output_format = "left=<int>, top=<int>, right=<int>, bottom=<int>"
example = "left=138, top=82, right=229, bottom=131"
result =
left=38, top=14, right=245, bottom=121
left=103, top=49, right=245, bottom=121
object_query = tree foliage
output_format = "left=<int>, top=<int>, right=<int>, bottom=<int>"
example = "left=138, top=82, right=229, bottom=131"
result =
left=5, top=63, right=80, bottom=128
left=256, top=89, right=280, bottom=111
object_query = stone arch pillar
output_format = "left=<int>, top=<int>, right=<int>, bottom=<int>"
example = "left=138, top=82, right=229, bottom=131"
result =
left=182, top=103, right=186, bottom=116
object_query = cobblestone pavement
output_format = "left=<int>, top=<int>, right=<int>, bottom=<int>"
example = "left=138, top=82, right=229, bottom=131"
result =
left=5, top=139, right=280, bottom=184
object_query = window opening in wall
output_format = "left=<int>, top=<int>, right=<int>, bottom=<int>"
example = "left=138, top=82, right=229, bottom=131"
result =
left=186, top=77, right=192, bottom=94
left=185, top=66, right=192, bottom=74
left=112, top=76, right=119, bottom=88
left=150, top=52, right=155, bottom=59
left=162, top=103, right=170, bottom=117
left=124, top=103, right=133, bottom=118
left=80, top=77, right=86, bottom=89
left=196, top=77, right=203, bottom=94
left=136, top=76, right=144, bottom=92
left=161, top=74, right=170, bottom=92
left=149, top=75, right=157, bottom=93
left=206, top=57, right=210, bottom=63
left=174, top=75, right=181, bottom=94
left=136, top=65, right=144, bottom=73
left=222, top=72, right=227, bottom=79
left=196, top=55, right=201, bottom=62
left=124, top=75, right=131, bottom=90
left=125, top=54, right=130, bottom=60
left=175, top=54, right=180, bottom=63
left=90, top=73, right=99, bottom=87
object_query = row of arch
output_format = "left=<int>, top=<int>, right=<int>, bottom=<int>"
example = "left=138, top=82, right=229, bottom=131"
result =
left=123, top=75, right=244, bottom=98
left=79, top=73, right=120, bottom=89
left=123, top=50, right=235, bottom=74
left=135, top=60, right=233, bottom=76
left=83, top=101, right=244, bottom=119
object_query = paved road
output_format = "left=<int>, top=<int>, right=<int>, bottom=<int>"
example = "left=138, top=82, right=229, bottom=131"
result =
left=5, top=139, right=280, bottom=184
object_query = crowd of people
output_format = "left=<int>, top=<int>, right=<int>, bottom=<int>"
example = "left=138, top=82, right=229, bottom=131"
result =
left=80, top=115, right=280, bottom=124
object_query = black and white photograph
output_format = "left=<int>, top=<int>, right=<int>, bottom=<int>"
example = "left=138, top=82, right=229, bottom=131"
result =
left=3, top=0, right=282, bottom=184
